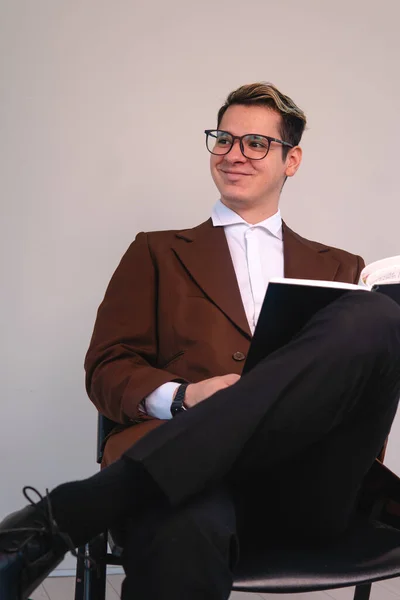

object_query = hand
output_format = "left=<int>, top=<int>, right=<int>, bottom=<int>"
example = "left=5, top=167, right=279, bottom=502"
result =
left=182, top=374, right=241, bottom=408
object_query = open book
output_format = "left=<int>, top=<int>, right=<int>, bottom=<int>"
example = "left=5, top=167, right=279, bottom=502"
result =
left=243, top=256, right=400, bottom=374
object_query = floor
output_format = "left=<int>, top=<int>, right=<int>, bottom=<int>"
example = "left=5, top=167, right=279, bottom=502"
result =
left=29, top=574, right=400, bottom=599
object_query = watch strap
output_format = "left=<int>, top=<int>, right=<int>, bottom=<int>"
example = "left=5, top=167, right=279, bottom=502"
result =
left=171, top=383, right=189, bottom=417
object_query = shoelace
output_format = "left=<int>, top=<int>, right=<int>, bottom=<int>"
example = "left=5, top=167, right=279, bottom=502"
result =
left=1, top=486, right=97, bottom=569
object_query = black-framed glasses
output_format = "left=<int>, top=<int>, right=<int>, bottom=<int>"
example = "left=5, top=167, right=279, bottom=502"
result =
left=204, top=129, right=293, bottom=160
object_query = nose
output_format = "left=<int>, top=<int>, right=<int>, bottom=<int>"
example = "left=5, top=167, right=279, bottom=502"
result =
left=224, top=138, right=246, bottom=162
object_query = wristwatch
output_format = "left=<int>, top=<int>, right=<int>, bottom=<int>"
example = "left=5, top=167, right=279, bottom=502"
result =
left=171, top=383, right=189, bottom=417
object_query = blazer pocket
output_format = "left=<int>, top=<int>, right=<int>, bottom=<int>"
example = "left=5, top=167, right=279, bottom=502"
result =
left=160, top=350, right=185, bottom=370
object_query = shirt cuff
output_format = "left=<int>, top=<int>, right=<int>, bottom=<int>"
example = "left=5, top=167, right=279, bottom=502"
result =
left=144, top=382, right=181, bottom=420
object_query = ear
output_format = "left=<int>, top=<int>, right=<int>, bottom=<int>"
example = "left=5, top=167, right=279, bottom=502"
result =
left=285, top=146, right=302, bottom=178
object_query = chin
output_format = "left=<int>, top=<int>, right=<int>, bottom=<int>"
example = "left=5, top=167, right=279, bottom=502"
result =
left=220, top=186, right=252, bottom=204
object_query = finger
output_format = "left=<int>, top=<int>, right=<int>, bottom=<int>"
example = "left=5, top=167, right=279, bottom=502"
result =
left=221, top=373, right=241, bottom=385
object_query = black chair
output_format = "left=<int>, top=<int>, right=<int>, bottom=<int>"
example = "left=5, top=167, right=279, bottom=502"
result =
left=75, top=414, right=400, bottom=600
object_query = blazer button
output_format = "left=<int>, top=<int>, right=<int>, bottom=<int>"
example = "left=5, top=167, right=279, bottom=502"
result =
left=232, top=351, right=246, bottom=361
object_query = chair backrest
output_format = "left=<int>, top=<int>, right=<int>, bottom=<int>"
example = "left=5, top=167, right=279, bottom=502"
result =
left=97, top=413, right=118, bottom=464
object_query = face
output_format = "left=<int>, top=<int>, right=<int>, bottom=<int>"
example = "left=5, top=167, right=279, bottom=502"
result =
left=210, top=104, right=302, bottom=215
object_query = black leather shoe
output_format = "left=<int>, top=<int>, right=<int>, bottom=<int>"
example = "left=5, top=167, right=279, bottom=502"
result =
left=0, top=487, right=77, bottom=599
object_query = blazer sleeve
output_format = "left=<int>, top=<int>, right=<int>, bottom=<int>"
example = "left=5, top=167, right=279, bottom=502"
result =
left=354, top=254, right=366, bottom=284
left=84, top=232, right=186, bottom=424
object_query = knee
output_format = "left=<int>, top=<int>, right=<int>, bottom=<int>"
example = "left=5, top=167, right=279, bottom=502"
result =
left=358, top=290, right=400, bottom=322
left=334, top=291, right=400, bottom=355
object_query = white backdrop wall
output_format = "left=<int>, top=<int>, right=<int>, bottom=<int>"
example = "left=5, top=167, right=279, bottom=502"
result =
left=1, top=0, right=399, bottom=573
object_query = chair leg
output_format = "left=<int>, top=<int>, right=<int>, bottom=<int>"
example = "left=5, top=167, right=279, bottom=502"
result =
left=353, top=583, right=372, bottom=600
left=74, top=546, right=86, bottom=600
left=82, top=534, right=108, bottom=600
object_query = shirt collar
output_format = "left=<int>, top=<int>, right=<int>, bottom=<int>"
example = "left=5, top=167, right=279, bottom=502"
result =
left=211, top=199, right=282, bottom=240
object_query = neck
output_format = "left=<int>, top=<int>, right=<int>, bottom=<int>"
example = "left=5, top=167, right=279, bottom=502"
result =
left=221, top=198, right=279, bottom=225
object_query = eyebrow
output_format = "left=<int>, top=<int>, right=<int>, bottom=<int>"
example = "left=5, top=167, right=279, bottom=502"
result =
left=218, top=130, right=272, bottom=138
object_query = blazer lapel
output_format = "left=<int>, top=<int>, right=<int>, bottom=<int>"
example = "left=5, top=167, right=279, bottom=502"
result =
left=171, top=219, right=340, bottom=340
left=171, top=219, right=252, bottom=340
left=283, top=223, right=341, bottom=281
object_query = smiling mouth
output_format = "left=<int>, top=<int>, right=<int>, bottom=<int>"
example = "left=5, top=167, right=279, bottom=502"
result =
left=220, top=170, right=250, bottom=176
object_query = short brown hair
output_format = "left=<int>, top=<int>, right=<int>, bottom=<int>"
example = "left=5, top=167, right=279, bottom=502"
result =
left=217, top=82, right=307, bottom=158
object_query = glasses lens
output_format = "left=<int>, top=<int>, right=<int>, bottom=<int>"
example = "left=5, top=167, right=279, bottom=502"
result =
left=206, top=130, right=233, bottom=155
left=242, top=134, right=270, bottom=159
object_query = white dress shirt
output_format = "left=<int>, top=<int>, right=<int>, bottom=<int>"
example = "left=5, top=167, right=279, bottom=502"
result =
left=144, top=199, right=284, bottom=419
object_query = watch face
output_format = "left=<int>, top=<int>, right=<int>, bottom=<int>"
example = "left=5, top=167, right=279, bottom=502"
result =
left=171, top=400, right=180, bottom=416
left=171, top=402, right=184, bottom=416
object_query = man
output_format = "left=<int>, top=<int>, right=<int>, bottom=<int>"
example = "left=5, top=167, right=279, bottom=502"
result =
left=1, top=83, right=400, bottom=600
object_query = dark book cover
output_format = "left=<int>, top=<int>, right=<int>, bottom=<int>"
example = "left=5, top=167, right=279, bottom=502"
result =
left=243, top=281, right=400, bottom=375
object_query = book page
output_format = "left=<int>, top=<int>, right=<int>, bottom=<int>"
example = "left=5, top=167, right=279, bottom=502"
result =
left=361, top=256, right=400, bottom=285
left=269, top=277, right=370, bottom=291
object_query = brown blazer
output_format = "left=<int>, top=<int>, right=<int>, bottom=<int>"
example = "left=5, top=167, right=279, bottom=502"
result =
left=85, top=218, right=365, bottom=466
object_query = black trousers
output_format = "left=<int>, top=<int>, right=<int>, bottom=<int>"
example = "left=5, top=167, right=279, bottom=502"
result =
left=120, top=292, right=400, bottom=600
